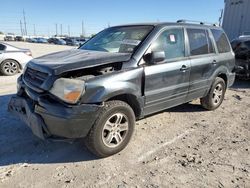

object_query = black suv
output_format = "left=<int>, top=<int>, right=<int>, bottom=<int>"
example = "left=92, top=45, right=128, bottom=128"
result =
left=9, top=21, right=235, bottom=157
left=231, top=37, right=250, bottom=79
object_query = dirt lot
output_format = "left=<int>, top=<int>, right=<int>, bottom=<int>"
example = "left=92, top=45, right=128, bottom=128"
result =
left=0, top=42, right=249, bottom=188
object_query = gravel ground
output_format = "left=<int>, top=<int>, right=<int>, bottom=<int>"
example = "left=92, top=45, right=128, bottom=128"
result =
left=0, top=42, right=249, bottom=188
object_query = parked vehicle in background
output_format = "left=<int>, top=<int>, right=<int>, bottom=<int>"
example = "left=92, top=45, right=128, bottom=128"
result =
left=231, top=37, right=250, bottom=79
left=9, top=21, right=235, bottom=157
left=48, top=38, right=66, bottom=45
left=63, top=38, right=79, bottom=46
left=35, top=38, right=48, bottom=43
left=15, top=36, right=24, bottom=41
left=0, top=42, right=32, bottom=76
left=239, top=35, right=250, bottom=39
left=26, top=38, right=38, bottom=43
left=76, top=37, right=87, bottom=46
left=4, top=35, right=15, bottom=41
left=0, top=34, right=5, bottom=41
left=240, top=31, right=250, bottom=38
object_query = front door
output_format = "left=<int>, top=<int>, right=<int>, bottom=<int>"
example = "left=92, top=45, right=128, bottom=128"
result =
left=143, top=27, right=191, bottom=115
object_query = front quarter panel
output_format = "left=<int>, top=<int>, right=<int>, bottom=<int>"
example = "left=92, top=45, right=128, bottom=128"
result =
left=80, top=67, right=144, bottom=103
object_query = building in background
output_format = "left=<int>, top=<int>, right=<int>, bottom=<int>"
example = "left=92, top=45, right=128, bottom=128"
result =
left=222, top=0, right=250, bottom=41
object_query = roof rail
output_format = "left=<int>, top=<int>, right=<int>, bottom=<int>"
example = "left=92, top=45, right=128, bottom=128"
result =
left=177, top=19, right=218, bottom=27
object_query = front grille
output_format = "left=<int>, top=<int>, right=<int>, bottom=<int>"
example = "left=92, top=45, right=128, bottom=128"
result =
left=24, top=67, right=48, bottom=88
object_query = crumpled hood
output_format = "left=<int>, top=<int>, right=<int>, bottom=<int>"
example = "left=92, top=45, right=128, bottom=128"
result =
left=28, top=49, right=131, bottom=75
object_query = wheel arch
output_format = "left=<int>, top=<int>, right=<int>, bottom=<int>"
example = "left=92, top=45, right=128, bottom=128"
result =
left=210, top=65, right=230, bottom=88
left=106, top=93, right=144, bottom=119
left=217, top=72, right=228, bottom=87
left=0, top=58, right=22, bottom=70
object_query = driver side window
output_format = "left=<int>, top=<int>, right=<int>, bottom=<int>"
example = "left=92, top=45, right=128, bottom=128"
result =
left=151, top=28, right=185, bottom=60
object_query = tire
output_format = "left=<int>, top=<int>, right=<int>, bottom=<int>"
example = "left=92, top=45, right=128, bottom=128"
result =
left=85, top=100, right=135, bottom=158
left=0, top=59, right=19, bottom=76
left=200, top=77, right=226, bottom=110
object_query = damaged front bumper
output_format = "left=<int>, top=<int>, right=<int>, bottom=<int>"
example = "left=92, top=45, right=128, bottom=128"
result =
left=8, top=92, right=102, bottom=140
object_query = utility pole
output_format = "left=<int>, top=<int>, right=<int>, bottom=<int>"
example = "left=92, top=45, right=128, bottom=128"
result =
left=60, top=24, right=62, bottom=36
left=55, top=23, right=58, bottom=36
left=33, top=24, right=36, bottom=36
left=107, top=22, right=110, bottom=28
left=82, top=20, right=85, bottom=37
left=20, top=20, right=23, bottom=36
left=68, top=25, right=70, bottom=37
left=23, top=9, right=27, bottom=35
left=219, top=9, right=224, bottom=26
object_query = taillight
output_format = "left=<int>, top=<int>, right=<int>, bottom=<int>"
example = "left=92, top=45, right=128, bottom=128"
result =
left=25, top=51, right=32, bottom=57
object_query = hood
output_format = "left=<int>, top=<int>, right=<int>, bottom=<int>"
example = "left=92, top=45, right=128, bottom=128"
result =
left=28, top=49, right=132, bottom=75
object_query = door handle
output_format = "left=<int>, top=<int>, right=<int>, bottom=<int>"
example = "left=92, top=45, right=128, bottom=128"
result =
left=212, top=60, right=217, bottom=65
left=180, top=65, right=188, bottom=71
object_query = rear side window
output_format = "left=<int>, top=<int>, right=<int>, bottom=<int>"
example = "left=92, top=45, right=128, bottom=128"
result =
left=0, top=44, right=6, bottom=51
left=211, top=29, right=231, bottom=53
left=187, top=28, right=214, bottom=56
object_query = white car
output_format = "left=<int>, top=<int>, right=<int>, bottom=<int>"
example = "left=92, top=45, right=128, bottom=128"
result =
left=0, top=43, right=33, bottom=76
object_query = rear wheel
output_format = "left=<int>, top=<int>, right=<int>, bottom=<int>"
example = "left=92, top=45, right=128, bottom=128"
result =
left=85, top=100, right=135, bottom=158
left=200, top=77, right=226, bottom=110
left=0, top=59, right=19, bottom=76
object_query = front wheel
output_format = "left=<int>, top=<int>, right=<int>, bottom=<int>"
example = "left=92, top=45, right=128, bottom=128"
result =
left=0, top=60, right=19, bottom=76
left=85, top=100, right=135, bottom=158
left=200, top=77, right=226, bottom=110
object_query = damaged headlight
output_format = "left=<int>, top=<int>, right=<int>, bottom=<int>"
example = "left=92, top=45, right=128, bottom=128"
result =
left=50, top=78, right=85, bottom=104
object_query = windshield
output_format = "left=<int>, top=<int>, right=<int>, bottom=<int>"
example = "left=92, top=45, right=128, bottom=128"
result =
left=80, top=26, right=153, bottom=53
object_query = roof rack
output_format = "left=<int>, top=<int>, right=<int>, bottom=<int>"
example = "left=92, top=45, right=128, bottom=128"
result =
left=177, top=19, right=218, bottom=27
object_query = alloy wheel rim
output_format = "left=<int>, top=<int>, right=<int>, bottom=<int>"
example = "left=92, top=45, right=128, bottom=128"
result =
left=3, top=61, right=18, bottom=75
left=212, top=83, right=223, bottom=105
left=102, top=113, right=129, bottom=148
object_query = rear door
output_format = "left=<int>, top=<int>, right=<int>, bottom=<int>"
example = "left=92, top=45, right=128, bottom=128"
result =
left=186, top=27, right=218, bottom=101
left=210, top=29, right=235, bottom=76
left=143, top=27, right=191, bottom=115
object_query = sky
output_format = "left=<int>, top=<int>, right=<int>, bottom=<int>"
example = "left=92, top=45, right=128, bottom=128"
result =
left=0, top=0, right=225, bottom=37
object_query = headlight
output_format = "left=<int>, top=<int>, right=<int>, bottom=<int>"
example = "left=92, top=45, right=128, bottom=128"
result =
left=50, top=78, right=85, bottom=104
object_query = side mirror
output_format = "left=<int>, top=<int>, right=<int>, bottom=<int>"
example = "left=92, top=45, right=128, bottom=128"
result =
left=143, top=51, right=165, bottom=64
